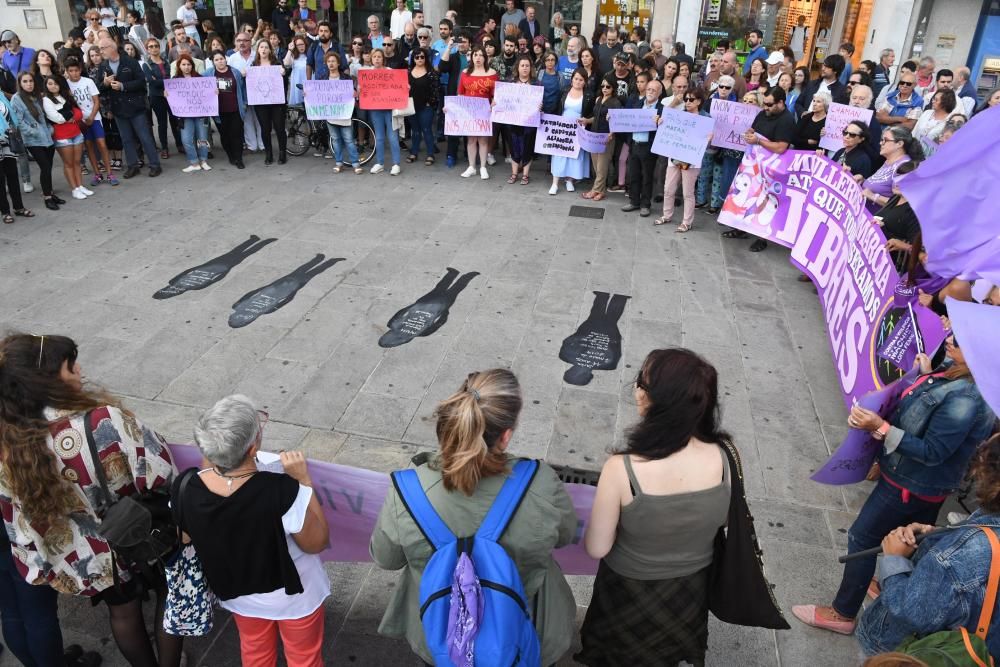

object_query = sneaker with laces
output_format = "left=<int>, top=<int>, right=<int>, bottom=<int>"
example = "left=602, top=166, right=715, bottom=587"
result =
left=72, top=188, right=87, bottom=199
left=91, top=175, right=103, bottom=187
left=78, top=185, right=94, bottom=196
left=22, top=182, right=34, bottom=193
left=390, top=164, right=401, bottom=175
left=81, top=165, right=90, bottom=175
left=182, top=164, right=202, bottom=173
left=106, top=175, right=120, bottom=186
left=461, top=166, right=477, bottom=178
left=370, top=163, right=384, bottom=174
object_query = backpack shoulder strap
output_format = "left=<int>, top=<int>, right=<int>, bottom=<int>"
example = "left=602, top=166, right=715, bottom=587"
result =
left=476, top=459, right=541, bottom=542
left=390, top=469, right=455, bottom=552
left=975, top=527, right=1000, bottom=641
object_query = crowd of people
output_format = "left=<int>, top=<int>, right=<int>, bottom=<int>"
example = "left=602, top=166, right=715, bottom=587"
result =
left=2, top=6, right=1000, bottom=667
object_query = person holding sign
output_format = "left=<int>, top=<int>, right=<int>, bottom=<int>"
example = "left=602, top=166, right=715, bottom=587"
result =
left=170, top=54, right=213, bottom=172
left=579, top=76, right=621, bottom=200
left=825, top=120, right=873, bottom=179
left=454, top=45, right=498, bottom=179
left=311, top=51, right=363, bottom=174
left=366, top=48, right=403, bottom=175
left=249, top=41, right=288, bottom=165
left=497, top=54, right=540, bottom=184
left=656, top=88, right=710, bottom=232
left=621, top=79, right=664, bottom=217
left=208, top=51, right=247, bottom=169
left=406, top=47, right=440, bottom=166
left=549, top=68, right=591, bottom=195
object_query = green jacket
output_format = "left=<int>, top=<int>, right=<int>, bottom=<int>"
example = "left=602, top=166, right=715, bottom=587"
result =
left=369, top=456, right=579, bottom=665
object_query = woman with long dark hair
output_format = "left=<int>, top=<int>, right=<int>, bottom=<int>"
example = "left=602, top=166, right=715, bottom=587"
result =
left=501, top=54, right=539, bottom=185
left=41, top=75, right=89, bottom=201
left=0, top=334, right=181, bottom=667
left=170, top=54, right=212, bottom=172
left=578, top=348, right=732, bottom=666
left=454, top=44, right=498, bottom=179
left=11, top=72, right=63, bottom=211
left=406, top=47, right=439, bottom=166
left=250, top=39, right=288, bottom=165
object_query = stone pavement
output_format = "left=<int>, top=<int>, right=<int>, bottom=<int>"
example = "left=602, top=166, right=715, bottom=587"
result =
left=0, top=151, right=874, bottom=666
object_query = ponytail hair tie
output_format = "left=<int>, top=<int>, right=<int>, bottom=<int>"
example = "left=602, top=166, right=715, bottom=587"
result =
left=469, top=388, right=481, bottom=402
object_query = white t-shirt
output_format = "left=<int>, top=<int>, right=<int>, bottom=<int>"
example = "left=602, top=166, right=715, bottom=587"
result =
left=389, top=8, right=412, bottom=40
left=99, top=7, right=117, bottom=28
left=227, top=50, right=254, bottom=76
left=218, top=484, right=331, bottom=620
left=68, top=77, right=101, bottom=122
left=177, top=6, right=199, bottom=38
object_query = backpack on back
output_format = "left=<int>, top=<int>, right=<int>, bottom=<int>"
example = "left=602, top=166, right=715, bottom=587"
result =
left=391, top=459, right=542, bottom=667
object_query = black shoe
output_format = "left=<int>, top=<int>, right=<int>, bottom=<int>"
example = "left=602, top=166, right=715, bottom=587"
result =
left=695, top=201, right=707, bottom=209
left=749, top=239, right=768, bottom=252
left=278, top=151, right=287, bottom=164
left=64, top=644, right=83, bottom=663
left=706, top=206, right=720, bottom=214
left=235, top=160, right=246, bottom=169
left=639, top=208, right=651, bottom=217
left=208, top=151, right=215, bottom=159
left=653, top=195, right=663, bottom=203
left=44, top=198, right=60, bottom=211
left=265, top=151, right=274, bottom=165
left=148, top=166, right=162, bottom=177
left=51, top=194, right=66, bottom=205
left=621, top=203, right=640, bottom=212
left=123, top=166, right=140, bottom=179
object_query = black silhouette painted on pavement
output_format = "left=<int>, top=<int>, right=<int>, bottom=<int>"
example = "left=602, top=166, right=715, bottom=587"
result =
left=378, top=267, right=480, bottom=347
left=559, top=291, right=631, bottom=385
left=153, top=235, right=278, bottom=300
left=228, top=254, right=343, bottom=328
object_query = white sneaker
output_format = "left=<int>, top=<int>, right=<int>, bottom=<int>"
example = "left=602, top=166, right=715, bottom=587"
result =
left=480, top=167, right=490, bottom=180
left=565, top=180, right=575, bottom=192
left=72, top=188, right=87, bottom=199
left=504, top=156, right=512, bottom=164
left=461, top=166, right=477, bottom=178
left=390, top=164, right=401, bottom=175
left=548, top=183, right=558, bottom=195
left=200, top=161, right=212, bottom=171
left=486, top=153, right=496, bottom=166
left=370, top=163, right=384, bottom=174
left=78, top=185, right=94, bottom=196
left=22, top=182, right=34, bottom=193
left=182, top=164, right=202, bottom=173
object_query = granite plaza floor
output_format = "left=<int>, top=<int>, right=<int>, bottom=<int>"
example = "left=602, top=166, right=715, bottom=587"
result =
left=0, top=150, right=874, bottom=666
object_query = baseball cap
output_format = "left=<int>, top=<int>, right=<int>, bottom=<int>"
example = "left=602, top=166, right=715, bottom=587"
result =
left=1, top=30, right=17, bottom=43
left=765, top=51, right=784, bottom=65
left=614, top=51, right=634, bottom=65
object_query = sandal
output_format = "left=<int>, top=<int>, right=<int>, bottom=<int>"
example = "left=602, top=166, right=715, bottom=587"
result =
left=675, top=222, right=692, bottom=233
left=425, top=156, right=435, bottom=165
left=653, top=216, right=669, bottom=226
left=2, top=214, right=13, bottom=224
left=722, top=229, right=749, bottom=239
left=520, top=174, right=530, bottom=185
left=581, top=191, right=595, bottom=199
left=506, top=173, right=517, bottom=184
left=592, top=192, right=605, bottom=201
left=14, top=208, right=34, bottom=218
left=406, top=154, right=417, bottom=163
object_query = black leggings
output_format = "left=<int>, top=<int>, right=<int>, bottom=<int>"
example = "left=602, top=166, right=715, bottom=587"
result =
left=149, top=96, right=182, bottom=152
left=0, top=158, right=23, bottom=215
left=26, top=145, right=55, bottom=197
left=217, top=111, right=244, bottom=163
left=253, top=104, right=286, bottom=156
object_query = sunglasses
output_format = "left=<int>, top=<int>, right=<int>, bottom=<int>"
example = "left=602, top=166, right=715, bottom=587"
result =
left=848, top=80, right=861, bottom=85
left=418, top=35, right=429, bottom=39
left=898, top=81, right=914, bottom=87
left=843, top=130, right=862, bottom=138
left=353, top=41, right=363, bottom=45
left=684, top=96, right=698, bottom=102
left=717, top=84, right=732, bottom=89
left=413, top=54, right=425, bottom=59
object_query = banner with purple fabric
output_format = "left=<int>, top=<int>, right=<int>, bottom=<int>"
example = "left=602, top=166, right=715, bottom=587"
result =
left=946, top=300, right=1000, bottom=416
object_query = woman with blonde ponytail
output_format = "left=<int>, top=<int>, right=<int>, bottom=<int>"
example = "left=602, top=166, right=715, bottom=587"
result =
left=0, top=333, right=181, bottom=667
left=371, top=368, right=578, bottom=666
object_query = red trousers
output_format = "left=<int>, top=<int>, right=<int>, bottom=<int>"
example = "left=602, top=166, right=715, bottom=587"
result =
left=232, top=606, right=325, bottom=667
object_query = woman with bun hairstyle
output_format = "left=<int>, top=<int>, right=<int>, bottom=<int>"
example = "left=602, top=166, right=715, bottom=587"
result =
left=370, top=368, right=578, bottom=666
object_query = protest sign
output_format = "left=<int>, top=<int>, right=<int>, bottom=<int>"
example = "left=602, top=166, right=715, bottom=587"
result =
left=578, top=128, right=609, bottom=154
left=718, top=146, right=901, bottom=408
left=358, top=68, right=409, bottom=110
left=491, top=82, right=542, bottom=127
left=167, top=443, right=599, bottom=574
left=246, top=65, right=286, bottom=105
left=607, top=107, right=658, bottom=133
left=444, top=95, right=493, bottom=136
left=163, top=77, right=218, bottom=118
left=303, top=79, right=354, bottom=120
left=876, top=303, right=947, bottom=372
left=651, top=107, right=714, bottom=163
left=709, top=98, right=760, bottom=150
left=534, top=113, right=580, bottom=158
left=819, top=103, right=874, bottom=152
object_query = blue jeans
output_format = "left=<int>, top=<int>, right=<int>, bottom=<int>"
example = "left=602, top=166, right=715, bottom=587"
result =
left=116, top=112, right=161, bottom=169
left=369, top=110, right=400, bottom=166
left=696, top=151, right=716, bottom=205
left=328, top=123, right=360, bottom=166
left=410, top=107, right=435, bottom=158
left=180, top=117, right=209, bottom=164
left=710, top=154, right=741, bottom=208
left=0, top=532, right=64, bottom=666
left=832, top=477, right=942, bottom=618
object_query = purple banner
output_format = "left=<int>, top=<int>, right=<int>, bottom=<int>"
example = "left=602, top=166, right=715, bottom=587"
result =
left=947, top=300, right=1000, bottom=417
left=167, top=444, right=599, bottom=575
left=719, top=147, right=900, bottom=408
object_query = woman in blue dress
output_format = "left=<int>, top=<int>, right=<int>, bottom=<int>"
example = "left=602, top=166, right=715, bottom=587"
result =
left=285, top=35, right=309, bottom=107
left=549, top=68, right=592, bottom=195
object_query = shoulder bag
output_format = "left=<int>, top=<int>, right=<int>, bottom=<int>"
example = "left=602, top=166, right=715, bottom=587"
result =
left=162, top=468, right=216, bottom=637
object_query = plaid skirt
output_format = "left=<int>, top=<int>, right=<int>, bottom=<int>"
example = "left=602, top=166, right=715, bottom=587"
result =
left=575, top=560, right=710, bottom=667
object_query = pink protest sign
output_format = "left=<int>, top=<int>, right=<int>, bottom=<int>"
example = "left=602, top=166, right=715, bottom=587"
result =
left=246, top=65, right=286, bottom=106
left=578, top=128, right=609, bottom=154
left=491, top=82, right=542, bottom=127
left=163, top=77, right=219, bottom=118
left=819, top=103, right=874, bottom=152
left=709, top=98, right=759, bottom=150
left=607, top=107, right=657, bottom=133
left=444, top=95, right=493, bottom=137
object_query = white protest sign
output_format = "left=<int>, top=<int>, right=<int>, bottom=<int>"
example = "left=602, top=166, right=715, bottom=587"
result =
left=819, top=103, right=874, bottom=152
left=710, top=98, right=759, bottom=150
left=491, top=82, right=542, bottom=127
left=652, top=107, right=715, bottom=163
left=444, top=96, right=493, bottom=137
left=578, top=128, right=609, bottom=154
left=533, top=113, right=580, bottom=157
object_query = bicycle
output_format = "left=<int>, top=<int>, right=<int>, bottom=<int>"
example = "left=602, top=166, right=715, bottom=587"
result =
left=285, top=95, right=376, bottom=165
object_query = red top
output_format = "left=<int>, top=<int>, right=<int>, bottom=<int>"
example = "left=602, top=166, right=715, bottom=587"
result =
left=51, top=105, right=83, bottom=141
left=457, top=71, right=498, bottom=100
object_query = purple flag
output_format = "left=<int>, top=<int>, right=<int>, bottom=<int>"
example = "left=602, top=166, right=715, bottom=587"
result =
left=898, top=106, right=1000, bottom=284
left=947, top=300, right=1000, bottom=416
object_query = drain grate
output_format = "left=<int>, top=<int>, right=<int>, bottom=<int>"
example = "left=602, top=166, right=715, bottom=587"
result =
left=568, top=205, right=606, bottom=219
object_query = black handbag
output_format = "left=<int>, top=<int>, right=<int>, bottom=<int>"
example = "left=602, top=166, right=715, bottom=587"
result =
left=708, top=440, right=790, bottom=629
left=4, top=127, right=25, bottom=155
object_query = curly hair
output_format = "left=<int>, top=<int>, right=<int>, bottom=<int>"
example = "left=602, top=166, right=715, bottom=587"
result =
left=0, top=334, right=121, bottom=528
left=971, top=434, right=1000, bottom=513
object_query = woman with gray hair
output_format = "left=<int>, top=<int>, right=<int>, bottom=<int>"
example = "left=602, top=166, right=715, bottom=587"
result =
left=794, top=90, right=829, bottom=150
left=173, top=395, right=330, bottom=666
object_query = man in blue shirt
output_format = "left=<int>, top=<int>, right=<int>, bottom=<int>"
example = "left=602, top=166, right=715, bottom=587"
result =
left=306, top=21, right=345, bottom=79
left=742, top=29, right=767, bottom=76
left=557, top=36, right=582, bottom=87
left=1, top=31, right=35, bottom=75
left=876, top=70, right=923, bottom=131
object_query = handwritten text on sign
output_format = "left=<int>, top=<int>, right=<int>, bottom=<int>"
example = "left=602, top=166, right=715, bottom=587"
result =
left=652, top=107, right=714, bottom=163
left=533, top=113, right=580, bottom=158
left=358, top=68, right=410, bottom=110
left=607, top=107, right=658, bottom=133
left=819, top=103, right=874, bottom=152
left=163, top=77, right=219, bottom=118
left=444, top=95, right=493, bottom=136
left=303, top=79, right=354, bottom=120
left=710, top=98, right=759, bottom=150
left=491, top=81, right=542, bottom=127
left=577, top=128, right=609, bottom=154
left=246, top=65, right=286, bottom=106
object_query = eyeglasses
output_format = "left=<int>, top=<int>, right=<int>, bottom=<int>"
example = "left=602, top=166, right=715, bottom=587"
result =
left=417, top=35, right=429, bottom=39
left=717, top=84, right=731, bottom=90
left=843, top=130, right=862, bottom=138
left=684, top=96, right=698, bottom=102
left=898, top=81, right=914, bottom=87
left=880, top=137, right=900, bottom=144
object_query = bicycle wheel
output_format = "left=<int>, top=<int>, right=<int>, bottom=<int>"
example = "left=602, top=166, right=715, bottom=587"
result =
left=352, top=118, right=376, bottom=165
left=285, top=107, right=312, bottom=157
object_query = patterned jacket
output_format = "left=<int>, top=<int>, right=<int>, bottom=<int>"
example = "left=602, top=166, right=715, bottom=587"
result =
left=0, top=405, right=176, bottom=595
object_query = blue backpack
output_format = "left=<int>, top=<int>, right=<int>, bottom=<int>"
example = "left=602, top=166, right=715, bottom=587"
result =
left=391, top=459, right=542, bottom=667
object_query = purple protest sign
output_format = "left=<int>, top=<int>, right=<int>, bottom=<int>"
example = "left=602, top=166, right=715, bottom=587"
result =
left=444, top=95, right=493, bottom=137
left=811, top=370, right=918, bottom=485
left=607, top=108, right=657, bottom=133
left=876, top=304, right=947, bottom=372
left=163, top=77, right=219, bottom=118
left=819, top=103, right=873, bottom=152
left=246, top=65, right=286, bottom=106
left=577, top=128, right=609, bottom=154
left=947, top=299, right=1000, bottom=416
left=491, top=82, right=542, bottom=127
left=166, top=444, right=600, bottom=574
left=709, top=98, right=759, bottom=150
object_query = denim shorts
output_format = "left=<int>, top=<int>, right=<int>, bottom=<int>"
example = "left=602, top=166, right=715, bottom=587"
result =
left=54, top=134, right=84, bottom=148
left=81, top=119, right=106, bottom=142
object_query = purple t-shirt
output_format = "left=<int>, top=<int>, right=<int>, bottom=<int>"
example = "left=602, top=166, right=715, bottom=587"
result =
left=863, top=157, right=910, bottom=211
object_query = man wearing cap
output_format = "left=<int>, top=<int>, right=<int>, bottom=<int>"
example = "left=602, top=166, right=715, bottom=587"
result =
left=1, top=31, right=35, bottom=76
left=742, top=29, right=767, bottom=76
left=795, top=54, right=848, bottom=117
left=765, top=51, right=783, bottom=88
